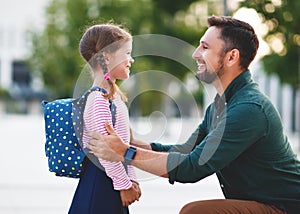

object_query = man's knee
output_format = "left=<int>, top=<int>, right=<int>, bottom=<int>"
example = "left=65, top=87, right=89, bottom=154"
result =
left=179, top=199, right=287, bottom=214
left=179, top=199, right=230, bottom=214
left=179, top=200, right=208, bottom=214
left=179, top=202, right=194, bottom=214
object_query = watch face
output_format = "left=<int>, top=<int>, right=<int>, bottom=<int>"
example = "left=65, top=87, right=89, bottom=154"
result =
left=124, top=146, right=136, bottom=160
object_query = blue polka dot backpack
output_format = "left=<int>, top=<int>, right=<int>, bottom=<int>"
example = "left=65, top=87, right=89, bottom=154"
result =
left=41, top=86, right=116, bottom=178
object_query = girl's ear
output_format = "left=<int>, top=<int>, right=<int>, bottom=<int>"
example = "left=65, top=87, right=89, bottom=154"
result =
left=102, top=52, right=110, bottom=64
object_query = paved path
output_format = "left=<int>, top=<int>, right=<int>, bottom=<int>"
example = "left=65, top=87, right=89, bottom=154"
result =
left=0, top=115, right=298, bottom=214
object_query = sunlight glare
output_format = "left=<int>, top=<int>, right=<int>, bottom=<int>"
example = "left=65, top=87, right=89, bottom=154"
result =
left=233, top=7, right=270, bottom=60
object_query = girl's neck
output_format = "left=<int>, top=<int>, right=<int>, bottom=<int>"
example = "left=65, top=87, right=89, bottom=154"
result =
left=93, top=79, right=110, bottom=92
left=92, top=71, right=114, bottom=92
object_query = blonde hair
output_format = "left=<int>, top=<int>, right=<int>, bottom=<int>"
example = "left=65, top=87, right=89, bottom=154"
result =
left=79, top=23, right=131, bottom=101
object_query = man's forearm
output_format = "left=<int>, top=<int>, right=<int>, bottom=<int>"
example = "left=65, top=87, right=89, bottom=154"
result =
left=133, top=148, right=169, bottom=178
left=88, top=126, right=169, bottom=178
left=130, top=128, right=152, bottom=150
left=130, top=138, right=152, bottom=150
left=118, top=144, right=169, bottom=178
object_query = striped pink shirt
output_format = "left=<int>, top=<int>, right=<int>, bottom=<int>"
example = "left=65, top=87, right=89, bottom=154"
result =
left=82, top=90, right=137, bottom=190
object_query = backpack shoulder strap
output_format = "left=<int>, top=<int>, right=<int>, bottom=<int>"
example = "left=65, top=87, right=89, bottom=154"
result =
left=81, top=86, right=116, bottom=127
left=108, top=99, right=116, bottom=127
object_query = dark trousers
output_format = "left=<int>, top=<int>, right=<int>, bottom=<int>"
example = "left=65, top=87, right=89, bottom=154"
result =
left=179, top=199, right=286, bottom=214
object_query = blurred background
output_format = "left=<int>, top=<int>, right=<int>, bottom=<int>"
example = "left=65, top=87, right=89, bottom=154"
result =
left=0, top=0, right=299, bottom=213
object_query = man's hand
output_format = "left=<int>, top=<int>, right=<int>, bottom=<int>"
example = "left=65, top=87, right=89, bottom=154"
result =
left=87, top=122, right=128, bottom=162
left=88, top=122, right=169, bottom=178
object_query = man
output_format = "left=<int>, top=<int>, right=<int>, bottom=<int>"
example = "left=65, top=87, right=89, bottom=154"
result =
left=87, top=16, right=300, bottom=214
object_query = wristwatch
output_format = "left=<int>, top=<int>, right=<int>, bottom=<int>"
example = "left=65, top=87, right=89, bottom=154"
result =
left=124, top=146, right=137, bottom=165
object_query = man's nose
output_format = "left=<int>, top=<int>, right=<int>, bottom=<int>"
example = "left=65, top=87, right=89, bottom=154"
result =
left=192, top=47, right=200, bottom=59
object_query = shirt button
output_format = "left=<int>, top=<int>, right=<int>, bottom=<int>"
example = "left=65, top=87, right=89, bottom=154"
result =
left=220, top=184, right=224, bottom=188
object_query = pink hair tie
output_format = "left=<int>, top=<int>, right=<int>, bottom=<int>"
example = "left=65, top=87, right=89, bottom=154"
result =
left=104, top=73, right=110, bottom=80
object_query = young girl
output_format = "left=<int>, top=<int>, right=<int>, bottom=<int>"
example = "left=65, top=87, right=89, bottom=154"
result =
left=69, top=24, right=141, bottom=214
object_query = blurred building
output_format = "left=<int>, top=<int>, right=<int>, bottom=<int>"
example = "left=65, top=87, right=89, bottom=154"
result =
left=0, top=0, right=49, bottom=112
left=0, top=1, right=48, bottom=93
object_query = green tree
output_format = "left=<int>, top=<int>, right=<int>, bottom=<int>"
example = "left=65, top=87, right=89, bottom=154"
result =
left=239, top=0, right=300, bottom=88
left=29, top=0, right=153, bottom=99
left=29, top=0, right=222, bottom=115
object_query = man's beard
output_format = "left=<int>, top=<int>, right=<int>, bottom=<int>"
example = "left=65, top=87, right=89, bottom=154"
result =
left=196, top=58, right=225, bottom=84
left=196, top=70, right=218, bottom=83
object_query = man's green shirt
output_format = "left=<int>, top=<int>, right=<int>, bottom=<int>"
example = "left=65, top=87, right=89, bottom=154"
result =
left=151, top=70, right=300, bottom=214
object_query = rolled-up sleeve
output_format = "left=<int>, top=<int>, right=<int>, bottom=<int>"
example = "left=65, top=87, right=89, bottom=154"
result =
left=167, top=152, right=187, bottom=184
left=166, top=103, right=267, bottom=185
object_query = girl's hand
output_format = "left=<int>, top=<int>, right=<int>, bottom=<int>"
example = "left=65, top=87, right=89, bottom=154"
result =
left=132, top=181, right=142, bottom=200
left=120, top=185, right=140, bottom=206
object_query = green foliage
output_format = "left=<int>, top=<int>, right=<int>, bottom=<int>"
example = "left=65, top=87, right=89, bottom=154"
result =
left=29, top=0, right=89, bottom=98
left=152, top=0, right=197, bottom=15
left=28, top=0, right=216, bottom=115
left=0, top=87, right=9, bottom=99
left=240, top=0, right=300, bottom=88
left=29, top=0, right=154, bottom=99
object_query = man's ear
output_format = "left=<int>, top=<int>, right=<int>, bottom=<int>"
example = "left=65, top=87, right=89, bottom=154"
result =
left=226, top=49, right=240, bottom=67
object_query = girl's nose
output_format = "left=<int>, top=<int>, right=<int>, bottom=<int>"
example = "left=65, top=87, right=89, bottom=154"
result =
left=130, top=57, right=134, bottom=63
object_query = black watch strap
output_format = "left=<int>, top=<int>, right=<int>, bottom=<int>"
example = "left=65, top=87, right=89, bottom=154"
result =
left=124, top=146, right=136, bottom=165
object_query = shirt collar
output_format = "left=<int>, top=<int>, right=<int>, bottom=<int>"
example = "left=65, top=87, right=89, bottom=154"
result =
left=214, top=70, right=252, bottom=112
